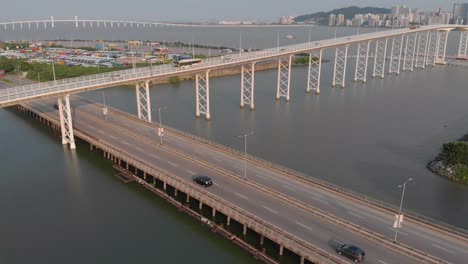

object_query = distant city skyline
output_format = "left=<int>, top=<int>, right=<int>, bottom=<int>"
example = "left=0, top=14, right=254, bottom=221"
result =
left=3, top=0, right=456, bottom=22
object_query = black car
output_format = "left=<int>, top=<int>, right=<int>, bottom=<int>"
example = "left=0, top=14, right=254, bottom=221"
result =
left=193, top=175, right=213, bottom=187
left=337, top=244, right=365, bottom=263
left=53, top=103, right=59, bottom=110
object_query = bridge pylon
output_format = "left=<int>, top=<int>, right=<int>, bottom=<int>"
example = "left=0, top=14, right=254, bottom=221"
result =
left=403, top=33, right=418, bottom=72
left=372, top=38, right=388, bottom=79
left=276, top=56, right=292, bottom=101
left=136, top=80, right=152, bottom=122
left=434, top=29, right=451, bottom=65
left=458, top=29, right=468, bottom=57
left=389, top=35, right=404, bottom=75
left=354, top=41, right=371, bottom=83
left=415, top=31, right=430, bottom=69
left=58, top=95, right=76, bottom=150
left=195, top=71, right=211, bottom=120
left=240, top=62, right=255, bottom=110
left=332, top=45, right=349, bottom=88
left=426, top=31, right=438, bottom=66
left=306, top=49, right=322, bottom=94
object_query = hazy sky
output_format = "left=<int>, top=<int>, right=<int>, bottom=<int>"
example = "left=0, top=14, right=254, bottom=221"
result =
left=3, top=0, right=455, bottom=22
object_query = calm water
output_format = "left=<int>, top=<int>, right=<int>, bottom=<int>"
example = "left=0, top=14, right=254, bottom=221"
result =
left=1, top=25, right=468, bottom=263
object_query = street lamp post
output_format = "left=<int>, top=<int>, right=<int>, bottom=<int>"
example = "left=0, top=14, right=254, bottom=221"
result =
left=51, top=59, right=57, bottom=84
left=237, top=131, right=254, bottom=180
left=153, top=107, right=167, bottom=145
left=394, top=177, right=412, bottom=244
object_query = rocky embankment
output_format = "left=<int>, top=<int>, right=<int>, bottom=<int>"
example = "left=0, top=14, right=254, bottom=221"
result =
left=427, top=133, right=468, bottom=184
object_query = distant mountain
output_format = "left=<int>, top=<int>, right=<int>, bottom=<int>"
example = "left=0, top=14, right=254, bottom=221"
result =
left=295, top=6, right=391, bottom=24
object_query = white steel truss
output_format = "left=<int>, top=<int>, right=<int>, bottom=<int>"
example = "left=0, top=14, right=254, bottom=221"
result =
left=58, top=95, right=76, bottom=150
left=276, top=56, right=292, bottom=101
left=389, top=35, right=404, bottom=75
left=354, top=41, right=371, bottom=83
left=426, top=31, right=438, bottom=66
left=403, top=33, right=418, bottom=72
left=435, top=30, right=449, bottom=65
left=332, top=45, right=349, bottom=88
left=196, top=71, right=211, bottom=120
left=458, top=30, right=468, bottom=57
left=415, top=31, right=430, bottom=69
left=240, top=62, right=255, bottom=110
left=306, top=50, right=322, bottom=94
left=373, top=38, right=388, bottom=79
left=136, top=81, right=152, bottom=122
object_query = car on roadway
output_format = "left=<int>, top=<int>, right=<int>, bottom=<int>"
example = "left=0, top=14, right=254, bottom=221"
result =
left=337, top=244, right=365, bottom=263
left=193, top=175, right=213, bottom=187
left=53, top=103, right=59, bottom=110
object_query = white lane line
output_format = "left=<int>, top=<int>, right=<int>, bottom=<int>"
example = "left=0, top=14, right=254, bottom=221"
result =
left=312, top=196, right=329, bottom=205
left=213, top=182, right=219, bottom=186
left=122, top=141, right=130, bottom=145
left=256, top=174, right=268, bottom=180
left=167, top=161, right=178, bottom=167
left=296, top=221, right=314, bottom=231
left=263, top=206, right=279, bottom=214
left=213, top=157, right=222, bottom=161
left=234, top=165, right=244, bottom=170
left=282, top=185, right=298, bottom=192
left=194, top=150, right=203, bottom=155
left=432, top=244, right=456, bottom=254
left=235, top=193, right=248, bottom=200
left=110, top=135, right=116, bottom=139
left=177, top=142, right=185, bottom=147
left=386, top=227, right=408, bottom=236
left=98, top=129, right=104, bottom=134
left=347, top=211, right=365, bottom=219
left=333, top=239, right=344, bottom=245
left=151, top=154, right=160, bottom=159
left=136, top=147, right=144, bottom=152
left=186, top=170, right=196, bottom=175
left=378, top=260, right=388, bottom=264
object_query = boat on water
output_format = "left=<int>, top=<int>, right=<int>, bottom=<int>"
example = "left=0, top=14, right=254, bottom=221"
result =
left=285, top=34, right=296, bottom=39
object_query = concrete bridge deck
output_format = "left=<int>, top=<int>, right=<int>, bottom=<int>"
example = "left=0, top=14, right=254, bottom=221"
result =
left=19, top=96, right=468, bottom=264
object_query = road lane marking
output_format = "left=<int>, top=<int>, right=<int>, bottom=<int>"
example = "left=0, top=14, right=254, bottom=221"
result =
left=312, top=196, right=329, bottom=205
left=282, top=185, right=298, bottom=192
left=256, top=174, right=268, bottom=179
left=235, top=193, right=248, bottom=200
left=213, top=157, right=222, bottom=161
left=122, top=141, right=130, bottom=145
left=110, top=135, right=116, bottom=139
left=194, top=150, right=203, bottom=154
left=386, top=227, right=408, bottom=236
left=177, top=142, right=185, bottom=147
left=213, top=182, right=219, bottom=186
left=432, top=244, right=456, bottom=254
left=151, top=154, right=160, bottom=159
left=263, top=206, right=279, bottom=214
left=296, top=221, right=314, bottom=231
left=136, top=147, right=144, bottom=152
left=186, top=170, right=196, bottom=175
left=98, top=129, right=104, bottom=134
left=234, top=165, right=244, bottom=170
left=347, top=211, right=365, bottom=219
left=168, top=161, right=178, bottom=167
left=378, top=260, right=388, bottom=264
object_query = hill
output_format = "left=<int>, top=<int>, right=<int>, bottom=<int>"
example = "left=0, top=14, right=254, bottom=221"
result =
left=294, top=6, right=391, bottom=24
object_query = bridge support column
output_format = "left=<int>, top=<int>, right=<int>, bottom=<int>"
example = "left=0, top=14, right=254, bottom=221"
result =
left=403, top=33, right=417, bottom=72
left=416, top=31, right=430, bottom=69
left=212, top=208, right=216, bottom=218
left=276, top=56, right=292, bottom=101
left=227, top=216, right=231, bottom=226
left=195, top=71, right=211, bottom=120
left=136, top=80, right=152, bottom=122
left=240, top=62, right=255, bottom=110
left=373, top=38, right=388, bottom=79
left=242, top=224, right=247, bottom=235
left=300, top=256, right=305, bottom=264
left=435, top=30, right=450, bottom=65
left=186, top=195, right=190, bottom=204
left=389, top=35, right=404, bottom=75
left=58, top=95, right=76, bottom=150
left=260, top=235, right=264, bottom=245
left=332, top=45, right=348, bottom=88
left=199, top=201, right=203, bottom=210
left=174, top=189, right=178, bottom=197
left=306, top=49, right=322, bottom=94
left=279, top=245, right=284, bottom=256
left=163, top=181, right=167, bottom=191
left=458, top=30, right=468, bottom=57
left=354, top=41, right=370, bottom=83
left=426, top=31, right=438, bottom=66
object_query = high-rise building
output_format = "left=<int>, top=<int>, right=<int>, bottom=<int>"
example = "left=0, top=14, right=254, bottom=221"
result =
left=452, top=3, right=468, bottom=24
left=336, top=14, right=345, bottom=26
left=328, top=14, right=336, bottom=26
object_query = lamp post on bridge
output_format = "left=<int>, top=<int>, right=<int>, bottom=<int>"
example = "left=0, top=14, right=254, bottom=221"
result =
left=237, top=131, right=254, bottom=181
left=393, top=177, right=412, bottom=244
left=152, top=106, right=167, bottom=145
left=51, top=59, right=57, bottom=84
left=102, top=92, right=108, bottom=121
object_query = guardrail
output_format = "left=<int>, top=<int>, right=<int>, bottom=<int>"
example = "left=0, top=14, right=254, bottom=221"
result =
left=1, top=25, right=463, bottom=106
left=21, top=102, right=348, bottom=264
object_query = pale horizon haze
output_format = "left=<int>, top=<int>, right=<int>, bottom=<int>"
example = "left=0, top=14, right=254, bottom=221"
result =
left=2, top=0, right=457, bottom=22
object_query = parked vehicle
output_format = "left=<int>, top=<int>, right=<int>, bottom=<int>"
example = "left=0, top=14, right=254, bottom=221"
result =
left=193, top=175, right=213, bottom=187
left=337, top=244, right=365, bottom=263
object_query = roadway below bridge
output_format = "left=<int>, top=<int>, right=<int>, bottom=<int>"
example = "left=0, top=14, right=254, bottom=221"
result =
left=21, top=96, right=468, bottom=264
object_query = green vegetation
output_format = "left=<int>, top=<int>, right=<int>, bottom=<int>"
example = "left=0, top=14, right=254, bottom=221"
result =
left=78, top=46, right=97, bottom=51
left=0, top=57, right=30, bottom=73
left=168, top=76, right=182, bottom=85
left=194, top=54, right=208, bottom=59
left=294, top=56, right=320, bottom=65
left=442, top=141, right=468, bottom=184
left=25, top=63, right=124, bottom=82
left=294, top=6, right=391, bottom=24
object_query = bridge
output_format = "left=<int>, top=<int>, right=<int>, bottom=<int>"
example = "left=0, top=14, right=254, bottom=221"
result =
left=2, top=20, right=468, bottom=263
